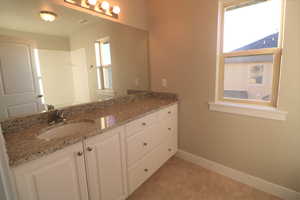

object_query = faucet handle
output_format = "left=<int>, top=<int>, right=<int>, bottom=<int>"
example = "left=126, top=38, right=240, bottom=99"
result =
left=56, top=110, right=64, bottom=117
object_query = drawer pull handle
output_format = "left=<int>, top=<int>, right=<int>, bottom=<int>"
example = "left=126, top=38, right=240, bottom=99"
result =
left=168, top=148, right=172, bottom=152
left=142, top=122, right=146, bottom=126
left=143, top=142, right=148, bottom=146
left=144, top=168, right=149, bottom=172
left=168, top=128, right=172, bottom=131
left=77, top=152, right=83, bottom=156
left=87, top=147, right=93, bottom=152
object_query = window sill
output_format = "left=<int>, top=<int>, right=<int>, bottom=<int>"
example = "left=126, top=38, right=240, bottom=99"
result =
left=209, top=102, right=287, bottom=121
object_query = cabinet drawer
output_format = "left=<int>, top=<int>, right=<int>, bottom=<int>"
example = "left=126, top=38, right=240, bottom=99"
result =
left=128, top=132, right=176, bottom=194
left=127, top=152, right=154, bottom=194
left=159, top=104, right=177, bottom=120
left=125, top=112, right=158, bottom=137
left=150, top=117, right=176, bottom=150
left=126, top=127, right=152, bottom=167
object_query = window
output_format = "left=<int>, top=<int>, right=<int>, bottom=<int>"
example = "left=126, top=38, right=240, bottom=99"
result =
left=218, top=0, right=283, bottom=106
left=95, top=38, right=113, bottom=90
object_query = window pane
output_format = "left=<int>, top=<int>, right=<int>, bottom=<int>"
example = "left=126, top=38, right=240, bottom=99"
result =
left=95, top=42, right=101, bottom=67
left=223, top=0, right=282, bottom=53
left=103, top=67, right=112, bottom=89
left=96, top=68, right=102, bottom=89
left=223, top=54, right=274, bottom=102
left=101, top=42, right=111, bottom=66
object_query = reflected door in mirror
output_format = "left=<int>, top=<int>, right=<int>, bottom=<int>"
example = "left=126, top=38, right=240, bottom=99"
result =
left=0, top=40, right=43, bottom=119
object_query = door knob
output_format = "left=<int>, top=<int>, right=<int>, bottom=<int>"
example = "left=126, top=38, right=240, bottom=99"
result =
left=77, top=151, right=83, bottom=156
left=87, top=147, right=93, bottom=152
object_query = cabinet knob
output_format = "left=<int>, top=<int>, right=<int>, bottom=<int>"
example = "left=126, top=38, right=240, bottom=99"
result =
left=87, top=147, right=93, bottom=152
left=168, top=111, right=171, bottom=114
left=168, top=128, right=172, bottom=131
left=77, top=151, right=83, bottom=156
left=168, top=148, right=172, bottom=152
left=142, top=122, right=146, bottom=126
left=143, top=142, right=148, bottom=146
left=144, top=168, right=148, bottom=172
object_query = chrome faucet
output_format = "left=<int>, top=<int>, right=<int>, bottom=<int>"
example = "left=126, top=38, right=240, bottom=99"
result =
left=48, top=110, right=66, bottom=125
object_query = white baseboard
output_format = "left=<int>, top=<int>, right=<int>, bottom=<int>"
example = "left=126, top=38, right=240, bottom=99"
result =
left=176, top=150, right=300, bottom=200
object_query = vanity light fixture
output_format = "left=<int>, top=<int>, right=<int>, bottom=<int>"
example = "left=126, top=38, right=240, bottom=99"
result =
left=101, top=1, right=110, bottom=11
left=64, top=0, right=120, bottom=19
left=112, top=6, right=121, bottom=15
left=87, top=0, right=97, bottom=6
left=40, top=11, right=57, bottom=22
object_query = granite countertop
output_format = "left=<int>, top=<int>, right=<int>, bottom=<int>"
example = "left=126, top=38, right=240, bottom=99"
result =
left=4, top=96, right=177, bottom=167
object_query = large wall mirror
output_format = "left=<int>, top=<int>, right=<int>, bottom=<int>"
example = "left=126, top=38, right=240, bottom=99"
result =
left=0, top=0, right=150, bottom=120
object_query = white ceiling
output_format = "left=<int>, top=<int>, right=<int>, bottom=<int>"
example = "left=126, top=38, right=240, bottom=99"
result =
left=0, top=0, right=104, bottom=36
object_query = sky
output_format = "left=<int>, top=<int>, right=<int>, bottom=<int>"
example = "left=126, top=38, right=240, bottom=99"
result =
left=223, top=0, right=282, bottom=52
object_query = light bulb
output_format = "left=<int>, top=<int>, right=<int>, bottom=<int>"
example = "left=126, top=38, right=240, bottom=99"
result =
left=101, top=1, right=110, bottom=11
left=40, top=11, right=57, bottom=22
left=87, top=0, right=97, bottom=6
left=112, top=6, right=120, bottom=14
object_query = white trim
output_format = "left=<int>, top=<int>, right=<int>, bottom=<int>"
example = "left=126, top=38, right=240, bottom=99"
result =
left=176, top=150, right=300, bottom=200
left=209, top=102, right=288, bottom=120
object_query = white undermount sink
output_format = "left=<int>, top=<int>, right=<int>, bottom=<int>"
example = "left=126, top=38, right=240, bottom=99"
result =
left=38, top=120, right=96, bottom=141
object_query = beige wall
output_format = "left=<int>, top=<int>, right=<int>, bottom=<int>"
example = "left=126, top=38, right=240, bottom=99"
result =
left=148, top=0, right=300, bottom=192
left=51, top=0, right=148, bottom=30
left=70, top=19, right=150, bottom=101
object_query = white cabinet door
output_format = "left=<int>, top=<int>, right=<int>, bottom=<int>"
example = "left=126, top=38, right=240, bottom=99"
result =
left=85, top=127, right=127, bottom=200
left=13, top=143, right=88, bottom=200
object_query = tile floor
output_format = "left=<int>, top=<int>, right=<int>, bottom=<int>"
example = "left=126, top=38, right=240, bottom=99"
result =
left=128, top=157, right=282, bottom=200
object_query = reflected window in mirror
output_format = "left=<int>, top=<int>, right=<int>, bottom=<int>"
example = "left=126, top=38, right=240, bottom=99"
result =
left=95, top=38, right=113, bottom=90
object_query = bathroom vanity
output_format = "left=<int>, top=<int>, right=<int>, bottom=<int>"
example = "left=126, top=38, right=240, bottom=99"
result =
left=1, top=93, right=178, bottom=200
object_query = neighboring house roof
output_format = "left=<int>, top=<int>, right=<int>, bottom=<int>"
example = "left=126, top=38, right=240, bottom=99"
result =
left=226, top=33, right=279, bottom=64
left=234, top=32, right=279, bottom=51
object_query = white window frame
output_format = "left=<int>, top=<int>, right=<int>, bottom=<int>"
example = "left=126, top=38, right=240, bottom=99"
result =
left=210, top=0, right=288, bottom=120
left=95, top=37, right=113, bottom=90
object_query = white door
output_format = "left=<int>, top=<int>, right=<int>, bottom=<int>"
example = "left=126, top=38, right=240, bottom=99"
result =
left=85, top=127, right=128, bottom=200
left=13, top=143, right=89, bottom=200
left=0, top=38, right=43, bottom=119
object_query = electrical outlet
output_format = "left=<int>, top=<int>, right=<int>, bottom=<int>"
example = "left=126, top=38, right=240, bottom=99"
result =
left=162, top=78, right=167, bottom=88
left=135, top=78, right=140, bottom=87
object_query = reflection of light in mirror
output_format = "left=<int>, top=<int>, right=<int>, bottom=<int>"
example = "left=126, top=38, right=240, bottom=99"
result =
left=100, top=117, right=106, bottom=129
left=99, top=115, right=116, bottom=130
left=33, top=49, right=45, bottom=104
